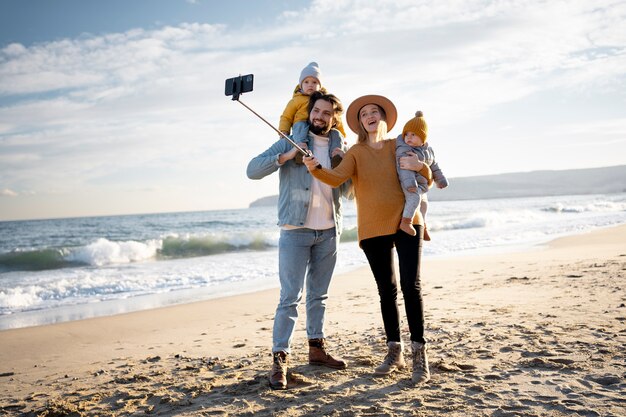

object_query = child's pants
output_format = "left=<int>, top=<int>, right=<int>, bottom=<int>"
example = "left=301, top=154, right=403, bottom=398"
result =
left=292, top=120, right=310, bottom=143
left=402, top=187, right=429, bottom=220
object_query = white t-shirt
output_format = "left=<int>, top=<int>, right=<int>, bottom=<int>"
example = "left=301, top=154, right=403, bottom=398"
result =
left=281, top=132, right=335, bottom=231
left=303, top=133, right=335, bottom=230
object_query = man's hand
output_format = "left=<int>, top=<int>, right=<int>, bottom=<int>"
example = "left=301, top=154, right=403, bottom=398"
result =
left=399, top=151, right=424, bottom=171
left=331, top=147, right=345, bottom=158
left=279, top=142, right=308, bottom=165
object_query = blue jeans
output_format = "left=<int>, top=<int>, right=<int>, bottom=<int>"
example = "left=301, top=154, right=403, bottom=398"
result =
left=273, top=227, right=337, bottom=354
left=292, top=120, right=310, bottom=144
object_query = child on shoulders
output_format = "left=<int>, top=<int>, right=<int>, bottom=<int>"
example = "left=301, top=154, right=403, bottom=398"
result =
left=279, top=62, right=346, bottom=166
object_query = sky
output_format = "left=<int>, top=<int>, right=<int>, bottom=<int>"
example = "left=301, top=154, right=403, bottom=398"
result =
left=0, top=0, right=625, bottom=221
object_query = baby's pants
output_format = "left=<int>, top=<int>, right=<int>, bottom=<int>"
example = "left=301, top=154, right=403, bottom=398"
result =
left=292, top=121, right=309, bottom=143
left=402, top=187, right=429, bottom=219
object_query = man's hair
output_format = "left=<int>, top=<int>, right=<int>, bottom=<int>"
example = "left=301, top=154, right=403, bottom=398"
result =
left=307, top=91, right=344, bottom=129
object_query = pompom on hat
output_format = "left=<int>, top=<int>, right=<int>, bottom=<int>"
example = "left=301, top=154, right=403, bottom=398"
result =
left=299, top=61, right=323, bottom=86
left=346, top=95, right=397, bottom=134
left=402, top=111, right=428, bottom=142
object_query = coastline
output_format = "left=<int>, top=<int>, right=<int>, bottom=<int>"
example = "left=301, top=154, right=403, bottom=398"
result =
left=1, top=224, right=625, bottom=416
left=3, top=192, right=625, bottom=332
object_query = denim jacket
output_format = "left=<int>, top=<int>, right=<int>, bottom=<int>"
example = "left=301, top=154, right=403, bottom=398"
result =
left=246, top=129, right=351, bottom=234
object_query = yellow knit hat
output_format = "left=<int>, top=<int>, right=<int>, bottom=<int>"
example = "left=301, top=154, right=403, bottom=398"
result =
left=402, top=111, right=428, bottom=143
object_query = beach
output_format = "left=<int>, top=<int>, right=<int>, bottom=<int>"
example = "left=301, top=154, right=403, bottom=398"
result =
left=1, top=224, right=625, bottom=416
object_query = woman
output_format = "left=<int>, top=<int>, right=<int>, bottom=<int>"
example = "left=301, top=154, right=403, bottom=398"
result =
left=303, top=95, right=430, bottom=384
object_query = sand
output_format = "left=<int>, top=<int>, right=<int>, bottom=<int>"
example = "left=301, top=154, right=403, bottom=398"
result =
left=1, top=224, right=625, bottom=416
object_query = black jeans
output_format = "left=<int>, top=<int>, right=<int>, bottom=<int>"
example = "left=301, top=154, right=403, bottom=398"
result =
left=361, top=226, right=425, bottom=343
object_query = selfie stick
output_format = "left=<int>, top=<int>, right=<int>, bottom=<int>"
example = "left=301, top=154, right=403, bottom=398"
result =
left=227, top=73, right=321, bottom=168
left=235, top=99, right=311, bottom=157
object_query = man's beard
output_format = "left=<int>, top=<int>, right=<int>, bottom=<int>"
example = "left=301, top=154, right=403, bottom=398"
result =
left=309, top=119, right=332, bottom=136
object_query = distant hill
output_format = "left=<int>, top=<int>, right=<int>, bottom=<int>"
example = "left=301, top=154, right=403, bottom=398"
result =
left=249, top=165, right=626, bottom=207
left=249, top=195, right=280, bottom=207
left=428, top=165, right=626, bottom=201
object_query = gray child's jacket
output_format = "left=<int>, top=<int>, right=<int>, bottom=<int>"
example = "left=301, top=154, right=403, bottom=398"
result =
left=396, top=135, right=448, bottom=193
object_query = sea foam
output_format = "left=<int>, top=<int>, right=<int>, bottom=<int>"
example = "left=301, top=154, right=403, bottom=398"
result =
left=1, top=193, right=625, bottom=329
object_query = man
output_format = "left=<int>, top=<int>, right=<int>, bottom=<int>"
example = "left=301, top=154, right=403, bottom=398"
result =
left=246, top=91, right=351, bottom=390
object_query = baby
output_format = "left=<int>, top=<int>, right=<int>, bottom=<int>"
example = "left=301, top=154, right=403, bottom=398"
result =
left=396, top=111, right=448, bottom=240
left=279, top=62, right=346, bottom=165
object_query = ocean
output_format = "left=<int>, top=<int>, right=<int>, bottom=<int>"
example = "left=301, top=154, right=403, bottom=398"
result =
left=1, top=192, right=625, bottom=330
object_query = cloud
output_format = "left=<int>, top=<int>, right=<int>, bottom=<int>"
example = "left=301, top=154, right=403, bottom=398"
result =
left=0, top=0, right=624, bottom=217
left=1, top=188, right=18, bottom=197
left=1, top=1, right=622, bottom=106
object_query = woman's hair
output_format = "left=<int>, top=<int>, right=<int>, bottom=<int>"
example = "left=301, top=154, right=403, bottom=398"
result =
left=356, top=104, right=388, bottom=144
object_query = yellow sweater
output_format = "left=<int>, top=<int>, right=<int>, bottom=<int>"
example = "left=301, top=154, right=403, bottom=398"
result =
left=310, top=139, right=423, bottom=243
left=279, top=85, right=347, bottom=137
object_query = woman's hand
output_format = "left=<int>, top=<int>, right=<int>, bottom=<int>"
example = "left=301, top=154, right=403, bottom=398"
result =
left=303, top=154, right=320, bottom=171
left=399, top=151, right=424, bottom=171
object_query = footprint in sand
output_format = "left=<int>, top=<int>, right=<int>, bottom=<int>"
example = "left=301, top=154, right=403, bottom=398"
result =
left=587, top=374, right=621, bottom=386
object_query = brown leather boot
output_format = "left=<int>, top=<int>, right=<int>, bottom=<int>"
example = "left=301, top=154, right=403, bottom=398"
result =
left=308, top=338, right=347, bottom=369
left=269, top=351, right=288, bottom=390
left=399, top=217, right=417, bottom=236
left=331, top=154, right=343, bottom=169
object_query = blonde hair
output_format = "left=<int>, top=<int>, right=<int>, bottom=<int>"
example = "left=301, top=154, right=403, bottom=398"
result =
left=356, top=104, right=388, bottom=144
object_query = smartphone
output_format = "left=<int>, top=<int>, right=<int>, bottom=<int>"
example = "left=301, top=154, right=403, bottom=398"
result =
left=225, top=74, right=254, bottom=99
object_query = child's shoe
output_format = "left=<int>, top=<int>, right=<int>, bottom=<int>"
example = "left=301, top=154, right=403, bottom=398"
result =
left=331, top=154, right=343, bottom=169
left=400, top=217, right=417, bottom=236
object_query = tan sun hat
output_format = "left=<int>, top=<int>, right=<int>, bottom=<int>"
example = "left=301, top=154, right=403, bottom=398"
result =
left=346, top=94, right=397, bottom=134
